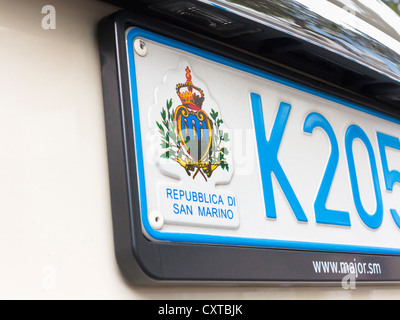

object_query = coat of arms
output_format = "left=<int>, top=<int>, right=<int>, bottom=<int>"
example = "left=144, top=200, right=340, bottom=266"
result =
left=156, top=67, right=230, bottom=182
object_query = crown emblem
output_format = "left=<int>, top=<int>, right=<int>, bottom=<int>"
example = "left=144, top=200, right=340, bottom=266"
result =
left=176, top=67, right=205, bottom=111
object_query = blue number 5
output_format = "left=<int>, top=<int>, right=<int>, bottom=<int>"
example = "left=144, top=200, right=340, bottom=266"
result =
left=377, top=132, right=400, bottom=229
left=303, top=113, right=351, bottom=227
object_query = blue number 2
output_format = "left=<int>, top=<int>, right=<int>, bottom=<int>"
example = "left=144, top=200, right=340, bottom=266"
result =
left=303, top=113, right=351, bottom=227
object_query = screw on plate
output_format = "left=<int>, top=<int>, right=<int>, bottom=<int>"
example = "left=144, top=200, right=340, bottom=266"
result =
left=149, top=211, right=164, bottom=230
left=134, top=38, right=148, bottom=57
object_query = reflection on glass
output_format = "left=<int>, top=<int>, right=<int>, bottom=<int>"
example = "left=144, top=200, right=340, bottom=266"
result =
left=211, top=0, right=400, bottom=80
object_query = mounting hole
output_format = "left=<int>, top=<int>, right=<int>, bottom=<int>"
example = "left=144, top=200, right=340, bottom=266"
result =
left=149, top=211, right=164, bottom=230
left=134, top=38, right=148, bottom=57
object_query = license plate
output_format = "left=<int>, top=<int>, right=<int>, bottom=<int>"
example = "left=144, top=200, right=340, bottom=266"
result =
left=127, top=28, right=400, bottom=255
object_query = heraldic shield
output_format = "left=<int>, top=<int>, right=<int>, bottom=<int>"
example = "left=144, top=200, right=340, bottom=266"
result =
left=157, top=66, right=230, bottom=181
left=175, top=107, right=213, bottom=163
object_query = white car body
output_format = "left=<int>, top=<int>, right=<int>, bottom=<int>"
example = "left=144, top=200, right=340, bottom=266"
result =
left=1, top=0, right=400, bottom=298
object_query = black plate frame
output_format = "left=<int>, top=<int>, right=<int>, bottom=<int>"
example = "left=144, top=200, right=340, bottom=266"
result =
left=98, top=10, right=400, bottom=286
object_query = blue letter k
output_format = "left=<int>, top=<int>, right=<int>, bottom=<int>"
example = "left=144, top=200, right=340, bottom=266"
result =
left=251, top=93, right=307, bottom=222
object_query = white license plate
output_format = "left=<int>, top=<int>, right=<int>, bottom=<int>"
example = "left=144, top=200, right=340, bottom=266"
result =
left=126, top=28, right=400, bottom=255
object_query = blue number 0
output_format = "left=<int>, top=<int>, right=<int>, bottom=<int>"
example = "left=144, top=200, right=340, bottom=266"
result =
left=303, top=113, right=351, bottom=227
left=345, top=125, right=383, bottom=230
